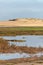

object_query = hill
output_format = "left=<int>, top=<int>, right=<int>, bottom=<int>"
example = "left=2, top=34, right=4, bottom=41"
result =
left=0, top=18, right=43, bottom=27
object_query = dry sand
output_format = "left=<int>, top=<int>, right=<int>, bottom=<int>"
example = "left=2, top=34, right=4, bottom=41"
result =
left=0, top=18, right=43, bottom=27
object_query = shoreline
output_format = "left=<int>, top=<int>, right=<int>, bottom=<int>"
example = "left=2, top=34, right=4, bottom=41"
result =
left=0, top=56, right=43, bottom=65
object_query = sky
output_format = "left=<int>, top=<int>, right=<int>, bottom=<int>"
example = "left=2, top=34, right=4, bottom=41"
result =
left=0, top=0, right=43, bottom=20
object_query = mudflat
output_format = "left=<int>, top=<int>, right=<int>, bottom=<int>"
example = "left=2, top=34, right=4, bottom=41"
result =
left=0, top=57, right=43, bottom=65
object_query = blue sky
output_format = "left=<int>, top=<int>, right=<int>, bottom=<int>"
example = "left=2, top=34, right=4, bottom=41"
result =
left=0, top=0, right=43, bottom=20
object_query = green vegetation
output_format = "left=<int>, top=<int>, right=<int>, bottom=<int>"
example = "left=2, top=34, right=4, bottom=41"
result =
left=0, top=27, right=43, bottom=31
left=6, top=63, right=14, bottom=65
left=0, top=27, right=43, bottom=35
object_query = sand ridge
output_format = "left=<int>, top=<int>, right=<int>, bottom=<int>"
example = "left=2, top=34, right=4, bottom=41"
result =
left=0, top=18, right=43, bottom=27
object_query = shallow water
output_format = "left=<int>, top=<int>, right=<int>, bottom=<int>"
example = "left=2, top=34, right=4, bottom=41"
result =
left=0, top=52, right=43, bottom=60
left=0, top=35, right=43, bottom=60
left=0, top=35, right=43, bottom=47
left=0, top=53, right=29, bottom=60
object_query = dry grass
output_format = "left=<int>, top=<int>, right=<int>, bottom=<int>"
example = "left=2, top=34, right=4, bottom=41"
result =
left=0, top=39, right=43, bottom=53
left=0, top=56, right=43, bottom=65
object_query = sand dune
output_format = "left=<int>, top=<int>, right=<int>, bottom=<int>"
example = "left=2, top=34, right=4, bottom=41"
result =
left=0, top=18, right=43, bottom=27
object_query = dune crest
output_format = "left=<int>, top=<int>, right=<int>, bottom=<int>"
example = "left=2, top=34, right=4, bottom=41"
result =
left=0, top=18, right=43, bottom=27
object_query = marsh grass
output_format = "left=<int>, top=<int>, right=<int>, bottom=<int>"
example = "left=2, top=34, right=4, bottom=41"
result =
left=0, top=38, right=43, bottom=53
left=6, top=40, right=26, bottom=42
left=0, top=27, right=43, bottom=36
left=0, top=38, right=9, bottom=49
